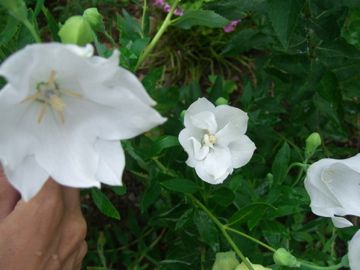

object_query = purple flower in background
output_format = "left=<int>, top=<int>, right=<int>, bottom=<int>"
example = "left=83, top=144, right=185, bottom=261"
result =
left=223, top=19, right=241, bottom=33
left=163, top=3, right=171, bottom=12
left=152, top=0, right=165, bottom=7
left=174, top=7, right=184, bottom=16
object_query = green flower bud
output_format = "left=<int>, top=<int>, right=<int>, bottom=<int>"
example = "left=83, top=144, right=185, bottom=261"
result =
left=273, top=248, right=300, bottom=267
left=215, top=97, right=228, bottom=106
left=180, top=110, right=186, bottom=123
left=83, top=7, right=104, bottom=32
left=212, top=251, right=239, bottom=270
left=58, top=16, right=94, bottom=46
left=305, top=132, right=321, bottom=159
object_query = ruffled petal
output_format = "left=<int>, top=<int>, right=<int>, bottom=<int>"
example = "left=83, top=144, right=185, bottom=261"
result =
left=3, top=156, right=49, bottom=201
left=178, top=127, right=204, bottom=154
left=227, top=135, right=256, bottom=168
left=184, top=98, right=215, bottom=128
left=95, top=140, right=125, bottom=186
left=190, top=111, right=217, bottom=133
left=195, top=146, right=233, bottom=184
left=349, top=230, right=360, bottom=270
left=214, top=104, right=248, bottom=133
left=331, top=216, right=354, bottom=228
left=322, top=162, right=360, bottom=216
left=189, top=137, right=209, bottom=160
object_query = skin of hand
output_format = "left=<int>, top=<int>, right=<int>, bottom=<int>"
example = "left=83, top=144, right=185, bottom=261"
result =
left=0, top=168, right=88, bottom=270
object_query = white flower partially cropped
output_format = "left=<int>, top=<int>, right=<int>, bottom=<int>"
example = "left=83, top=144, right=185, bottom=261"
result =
left=304, top=154, right=360, bottom=228
left=0, top=43, right=166, bottom=201
left=349, top=230, right=360, bottom=270
left=178, top=98, right=256, bottom=184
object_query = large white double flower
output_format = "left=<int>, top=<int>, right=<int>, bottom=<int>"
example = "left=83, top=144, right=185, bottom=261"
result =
left=304, top=153, right=360, bottom=269
left=304, top=154, right=360, bottom=228
left=178, top=98, right=256, bottom=184
left=0, top=43, right=166, bottom=201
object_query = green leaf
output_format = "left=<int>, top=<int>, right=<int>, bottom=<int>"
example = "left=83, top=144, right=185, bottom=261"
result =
left=172, top=10, right=229, bottom=30
left=149, top=136, right=180, bottom=157
left=161, top=178, right=199, bottom=193
left=91, top=189, right=120, bottom=220
left=205, top=0, right=267, bottom=20
left=271, top=142, right=290, bottom=184
left=267, top=0, right=303, bottom=49
left=228, top=203, right=276, bottom=226
left=193, top=210, right=219, bottom=250
left=209, top=187, right=235, bottom=207
left=140, top=181, right=161, bottom=212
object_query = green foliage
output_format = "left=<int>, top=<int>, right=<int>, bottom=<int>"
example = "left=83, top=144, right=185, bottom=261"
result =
left=0, top=0, right=359, bottom=269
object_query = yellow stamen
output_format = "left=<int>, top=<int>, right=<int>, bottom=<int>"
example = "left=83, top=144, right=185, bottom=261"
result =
left=48, top=70, right=56, bottom=85
left=37, top=104, right=48, bottom=123
left=49, top=95, right=66, bottom=112
left=61, top=89, right=82, bottom=98
left=21, top=92, right=42, bottom=103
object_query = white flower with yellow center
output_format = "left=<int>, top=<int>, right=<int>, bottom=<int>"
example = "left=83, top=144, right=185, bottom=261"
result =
left=0, top=43, right=166, bottom=201
left=178, top=98, right=256, bottom=184
left=304, top=154, right=360, bottom=228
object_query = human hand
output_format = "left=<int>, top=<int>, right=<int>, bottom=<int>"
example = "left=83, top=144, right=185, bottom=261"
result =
left=0, top=168, right=87, bottom=270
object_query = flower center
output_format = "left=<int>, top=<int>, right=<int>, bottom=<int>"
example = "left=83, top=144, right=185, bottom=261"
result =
left=203, top=133, right=217, bottom=148
left=21, top=70, right=82, bottom=123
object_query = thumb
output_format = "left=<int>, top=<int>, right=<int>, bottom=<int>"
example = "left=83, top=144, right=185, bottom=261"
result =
left=0, top=166, right=20, bottom=220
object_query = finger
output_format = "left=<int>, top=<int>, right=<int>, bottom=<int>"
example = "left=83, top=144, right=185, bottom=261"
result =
left=58, top=240, right=87, bottom=270
left=62, top=187, right=81, bottom=213
left=0, top=166, right=20, bottom=220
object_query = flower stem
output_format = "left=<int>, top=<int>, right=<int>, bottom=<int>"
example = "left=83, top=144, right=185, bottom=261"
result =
left=298, top=260, right=344, bottom=270
left=141, top=0, right=148, bottom=35
left=23, top=20, right=42, bottom=43
left=188, top=194, right=255, bottom=270
left=135, top=0, right=181, bottom=70
left=224, top=227, right=276, bottom=253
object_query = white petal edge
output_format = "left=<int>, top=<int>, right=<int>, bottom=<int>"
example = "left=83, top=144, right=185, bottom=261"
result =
left=184, top=98, right=215, bottom=128
left=349, top=230, right=360, bottom=270
left=95, top=139, right=125, bottom=186
left=214, top=104, right=248, bottom=133
left=227, top=135, right=256, bottom=168
left=190, top=111, right=218, bottom=133
left=195, top=146, right=233, bottom=184
left=3, top=156, right=49, bottom=201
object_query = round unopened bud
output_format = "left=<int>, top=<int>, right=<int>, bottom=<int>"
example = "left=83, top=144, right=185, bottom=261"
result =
left=305, top=132, right=321, bottom=158
left=212, top=251, right=239, bottom=270
left=58, top=16, right=94, bottom=46
left=273, top=248, right=300, bottom=267
left=83, top=8, right=104, bottom=32
left=215, top=97, right=228, bottom=105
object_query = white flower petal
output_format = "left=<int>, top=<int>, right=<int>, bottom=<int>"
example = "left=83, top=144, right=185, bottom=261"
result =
left=322, top=163, right=360, bottom=216
left=65, top=43, right=94, bottom=57
left=95, top=140, right=125, bottom=186
left=195, top=146, right=233, bottom=184
left=189, top=137, right=210, bottom=161
left=34, top=115, right=101, bottom=189
left=190, top=111, right=217, bottom=133
left=178, top=127, right=204, bottom=153
left=214, top=104, right=248, bottom=133
left=304, top=154, right=360, bottom=228
left=64, top=92, right=165, bottom=141
left=184, top=97, right=215, bottom=128
left=228, top=135, right=256, bottom=168
left=331, top=216, right=354, bottom=228
left=0, top=99, right=39, bottom=169
left=3, top=156, right=49, bottom=202
left=349, top=230, right=360, bottom=270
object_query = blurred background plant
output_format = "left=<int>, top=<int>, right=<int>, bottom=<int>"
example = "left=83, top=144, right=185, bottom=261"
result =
left=0, top=0, right=359, bottom=269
